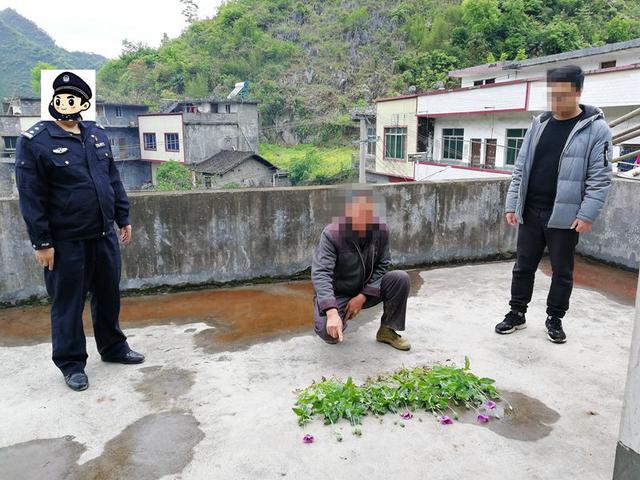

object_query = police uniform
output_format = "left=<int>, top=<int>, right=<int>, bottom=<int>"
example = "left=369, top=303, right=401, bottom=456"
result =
left=15, top=119, right=132, bottom=376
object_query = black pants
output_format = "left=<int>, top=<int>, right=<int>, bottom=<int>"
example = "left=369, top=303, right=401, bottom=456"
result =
left=314, top=270, right=410, bottom=343
left=44, top=230, right=129, bottom=376
left=510, top=206, right=579, bottom=319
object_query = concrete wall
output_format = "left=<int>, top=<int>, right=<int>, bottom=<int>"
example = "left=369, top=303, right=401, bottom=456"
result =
left=97, top=104, right=148, bottom=128
left=1, top=177, right=638, bottom=304
left=614, top=273, right=640, bottom=479
left=183, top=105, right=259, bottom=165
left=116, top=160, right=152, bottom=190
left=0, top=162, right=15, bottom=197
left=0, top=179, right=517, bottom=303
left=577, top=178, right=640, bottom=270
left=236, top=103, right=259, bottom=153
left=215, top=158, right=277, bottom=188
left=184, top=121, right=244, bottom=165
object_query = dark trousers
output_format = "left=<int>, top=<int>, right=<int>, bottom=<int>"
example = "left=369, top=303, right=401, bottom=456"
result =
left=314, top=270, right=410, bottom=343
left=44, top=230, right=129, bottom=376
left=510, top=206, right=580, bottom=319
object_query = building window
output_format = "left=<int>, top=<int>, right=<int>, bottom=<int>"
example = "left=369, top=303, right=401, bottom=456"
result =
left=96, top=104, right=105, bottom=116
left=601, top=60, right=616, bottom=69
left=473, top=80, right=484, bottom=86
left=212, top=103, right=219, bottom=113
left=3, top=136, right=17, bottom=150
left=143, top=132, right=157, bottom=150
left=505, top=128, right=528, bottom=165
left=442, top=128, right=464, bottom=160
left=366, top=126, right=376, bottom=155
left=384, top=127, right=407, bottom=160
left=115, top=105, right=123, bottom=117
left=165, top=132, right=180, bottom=152
left=484, top=78, right=495, bottom=84
left=184, top=103, right=198, bottom=113
left=204, top=175, right=212, bottom=188
left=225, top=104, right=231, bottom=114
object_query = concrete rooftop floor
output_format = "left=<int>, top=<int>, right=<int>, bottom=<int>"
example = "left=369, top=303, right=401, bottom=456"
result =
left=0, top=258, right=637, bottom=480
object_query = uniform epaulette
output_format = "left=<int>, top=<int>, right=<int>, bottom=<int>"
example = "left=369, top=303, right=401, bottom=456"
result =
left=20, top=122, right=47, bottom=140
left=96, top=124, right=105, bottom=130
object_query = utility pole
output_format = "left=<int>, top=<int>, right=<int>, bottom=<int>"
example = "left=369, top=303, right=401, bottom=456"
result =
left=359, top=117, right=367, bottom=184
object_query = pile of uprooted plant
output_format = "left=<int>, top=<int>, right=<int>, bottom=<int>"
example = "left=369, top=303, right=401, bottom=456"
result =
left=293, top=358, right=502, bottom=431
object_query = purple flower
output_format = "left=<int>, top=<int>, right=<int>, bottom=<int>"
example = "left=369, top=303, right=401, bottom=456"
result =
left=484, top=400, right=497, bottom=410
left=477, top=414, right=490, bottom=424
left=438, top=415, right=453, bottom=425
left=302, top=434, right=315, bottom=444
left=400, top=411, right=414, bottom=420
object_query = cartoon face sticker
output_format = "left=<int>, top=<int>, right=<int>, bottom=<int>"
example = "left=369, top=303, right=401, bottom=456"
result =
left=48, top=71, right=93, bottom=121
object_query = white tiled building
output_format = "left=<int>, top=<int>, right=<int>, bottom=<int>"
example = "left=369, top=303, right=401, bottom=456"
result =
left=374, top=38, right=640, bottom=180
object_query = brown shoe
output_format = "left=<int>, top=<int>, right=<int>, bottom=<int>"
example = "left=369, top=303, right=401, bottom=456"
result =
left=376, top=326, right=411, bottom=351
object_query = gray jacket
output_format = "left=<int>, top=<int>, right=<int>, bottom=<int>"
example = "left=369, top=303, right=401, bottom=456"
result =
left=312, top=221, right=390, bottom=313
left=505, top=104, right=613, bottom=229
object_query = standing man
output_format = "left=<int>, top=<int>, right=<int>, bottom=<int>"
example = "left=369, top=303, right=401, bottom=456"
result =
left=16, top=71, right=144, bottom=391
left=312, top=188, right=411, bottom=350
left=497, top=65, right=612, bottom=343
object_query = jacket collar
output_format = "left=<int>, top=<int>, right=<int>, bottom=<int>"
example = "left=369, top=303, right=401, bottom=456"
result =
left=44, top=120, right=94, bottom=139
left=538, top=104, right=603, bottom=124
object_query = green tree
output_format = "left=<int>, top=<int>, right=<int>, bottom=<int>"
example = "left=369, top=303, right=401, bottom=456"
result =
left=180, top=0, right=199, bottom=24
left=395, top=50, right=459, bottom=91
left=156, top=161, right=193, bottom=191
left=31, top=62, right=56, bottom=95
left=607, top=16, right=639, bottom=43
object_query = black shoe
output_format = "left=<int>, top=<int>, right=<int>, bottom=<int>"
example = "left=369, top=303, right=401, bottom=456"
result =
left=545, top=317, right=567, bottom=344
left=64, top=372, right=89, bottom=391
left=102, top=350, right=145, bottom=364
left=495, top=311, right=527, bottom=334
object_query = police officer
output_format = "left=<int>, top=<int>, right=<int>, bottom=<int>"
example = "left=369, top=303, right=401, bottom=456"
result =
left=15, top=71, right=144, bottom=392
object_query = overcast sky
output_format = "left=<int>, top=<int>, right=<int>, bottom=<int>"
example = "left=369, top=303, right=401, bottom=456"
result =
left=0, top=0, right=224, bottom=58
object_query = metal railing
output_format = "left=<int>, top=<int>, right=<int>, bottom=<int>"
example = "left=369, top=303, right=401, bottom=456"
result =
left=610, top=107, right=640, bottom=165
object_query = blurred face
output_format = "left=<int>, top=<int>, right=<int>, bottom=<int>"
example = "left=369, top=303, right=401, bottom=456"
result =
left=547, top=81, right=581, bottom=116
left=346, top=195, right=374, bottom=232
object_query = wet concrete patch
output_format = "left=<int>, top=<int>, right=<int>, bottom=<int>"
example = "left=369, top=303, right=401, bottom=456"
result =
left=0, top=281, right=314, bottom=348
left=462, top=390, right=560, bottom=441
left=0, top=412, right=204, bottom=480
left=540, top=255, right=637, bottom=305
left=0, top=266, right=428, bottom=350
left=0, top=436, right=85, bottom=480
left=70, top=411, right=204, bottom=480
left=135, top=366, right=196, bottom=407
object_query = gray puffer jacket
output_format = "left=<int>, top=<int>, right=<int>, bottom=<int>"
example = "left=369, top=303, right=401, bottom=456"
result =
left=505, top=104, right=613, bottom=229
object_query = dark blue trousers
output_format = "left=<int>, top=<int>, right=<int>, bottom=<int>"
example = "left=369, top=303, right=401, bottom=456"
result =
left=44, top=230, right=129, bottom=376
